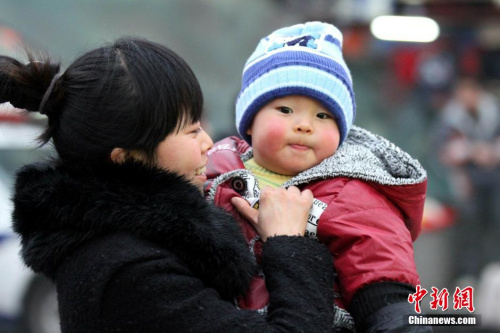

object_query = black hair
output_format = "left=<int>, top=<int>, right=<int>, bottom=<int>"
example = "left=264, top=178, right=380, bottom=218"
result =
left=0, top=37, right=203, bottom=165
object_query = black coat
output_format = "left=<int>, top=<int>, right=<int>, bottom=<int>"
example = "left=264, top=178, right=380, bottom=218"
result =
left=12, top=161, right=335, bottom=333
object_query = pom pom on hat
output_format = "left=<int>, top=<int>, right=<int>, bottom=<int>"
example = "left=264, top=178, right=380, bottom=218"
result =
left=236, top=21, right=356, bottom=146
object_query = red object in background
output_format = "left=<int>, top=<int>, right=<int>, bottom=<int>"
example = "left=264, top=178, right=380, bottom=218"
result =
left=0, top=26, right=22, bottom=52
left=459, top=45, right=481, bottom=77
left=392, top=47, right=419, bottom=86
left=421, top=197, right=456, bottom=233
left=342, top=25, right=370, bottom=59
left=0, top=103, right=29, bottom=122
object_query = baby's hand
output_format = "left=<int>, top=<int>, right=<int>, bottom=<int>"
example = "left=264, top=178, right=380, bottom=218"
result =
left=231, top=186, right=313, bottom=241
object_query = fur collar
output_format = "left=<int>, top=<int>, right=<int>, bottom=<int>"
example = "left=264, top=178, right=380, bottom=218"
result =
left=12, top=160, right=256, bottom=299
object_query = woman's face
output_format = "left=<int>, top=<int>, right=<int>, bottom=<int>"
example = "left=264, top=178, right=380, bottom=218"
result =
left=155, top=121, right=213, bottom=190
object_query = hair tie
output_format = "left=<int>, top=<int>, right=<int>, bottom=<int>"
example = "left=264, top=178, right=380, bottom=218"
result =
left=39, top=73, right=62, bottom=115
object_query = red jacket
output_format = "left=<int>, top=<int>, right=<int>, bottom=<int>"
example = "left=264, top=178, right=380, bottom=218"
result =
left=204, top=126, right=427, bottom=329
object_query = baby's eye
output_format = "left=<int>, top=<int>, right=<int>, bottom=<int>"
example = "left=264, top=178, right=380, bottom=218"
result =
left=278, top=107, right=293, bottom=114
left=316, top=113, right=332, bottom=119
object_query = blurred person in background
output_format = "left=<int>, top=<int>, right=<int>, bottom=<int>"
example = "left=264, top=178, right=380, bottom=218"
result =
left=0, top=37, right=337, bottom=333
left=434, top=77, right=500, bottom=286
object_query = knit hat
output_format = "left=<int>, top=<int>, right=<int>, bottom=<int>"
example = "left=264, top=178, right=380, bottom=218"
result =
left=236, top=21, right=356, bottom=146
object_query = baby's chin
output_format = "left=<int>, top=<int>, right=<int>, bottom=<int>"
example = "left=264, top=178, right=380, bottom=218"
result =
left=258, top=156, right=322, bottom=176
left=267, top=164, right=311, bottom=177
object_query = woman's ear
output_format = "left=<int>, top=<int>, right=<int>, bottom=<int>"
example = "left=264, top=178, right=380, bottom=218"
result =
left=110, top=148, right=148, bottom=164
left=110, top=148, right=128, bottom=164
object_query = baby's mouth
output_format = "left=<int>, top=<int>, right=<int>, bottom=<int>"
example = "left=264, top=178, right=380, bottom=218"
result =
left=289, top=143, right=309, bottom=150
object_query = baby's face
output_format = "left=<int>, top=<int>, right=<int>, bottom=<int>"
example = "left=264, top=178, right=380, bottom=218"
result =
left=247, top=95, right=340, bottom=176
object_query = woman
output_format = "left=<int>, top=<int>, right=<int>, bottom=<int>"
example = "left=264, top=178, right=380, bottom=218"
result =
left=0, top=37, right=335, bottom=332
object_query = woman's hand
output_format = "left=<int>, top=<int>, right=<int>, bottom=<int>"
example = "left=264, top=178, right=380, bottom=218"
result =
left=231, top=186, right=313, bottom=241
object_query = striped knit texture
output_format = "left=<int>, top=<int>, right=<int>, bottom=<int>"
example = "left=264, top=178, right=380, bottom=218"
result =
left=236, top=21, right=356, bottom=145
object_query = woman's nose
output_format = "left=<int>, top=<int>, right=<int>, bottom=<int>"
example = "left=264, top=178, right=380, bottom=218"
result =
left=201, top=130, right=213, bottom=153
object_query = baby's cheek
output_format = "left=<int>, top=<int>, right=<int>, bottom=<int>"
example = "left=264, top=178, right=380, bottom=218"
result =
left=254, top=125, right=285, bottom=155
left=316, top=132, right=339, bottom=158
left=265, top=125, right=286, bottom=143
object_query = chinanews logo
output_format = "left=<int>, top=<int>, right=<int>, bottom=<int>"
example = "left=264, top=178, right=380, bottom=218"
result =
left=406, top=285, right=481, bottom=327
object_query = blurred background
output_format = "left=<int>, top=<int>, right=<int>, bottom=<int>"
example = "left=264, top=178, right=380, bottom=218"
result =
left=1, top=0, right=500, bottom=332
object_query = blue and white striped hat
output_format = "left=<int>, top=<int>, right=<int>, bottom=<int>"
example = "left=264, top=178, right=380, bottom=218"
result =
left=236, top=21, right=356, bottom=146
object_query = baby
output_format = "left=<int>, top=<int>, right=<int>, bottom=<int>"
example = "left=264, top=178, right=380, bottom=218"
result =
left=205, top=22, right=429, bottom=332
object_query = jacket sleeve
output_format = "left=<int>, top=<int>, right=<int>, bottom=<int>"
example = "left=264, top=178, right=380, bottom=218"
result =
left=317, top=179, right=421, bottom=304
left=317, top=179, right=429, bottom=332
left=101, top=236, right=335, bottom=333
left=349, top=282, right=433, bottom=332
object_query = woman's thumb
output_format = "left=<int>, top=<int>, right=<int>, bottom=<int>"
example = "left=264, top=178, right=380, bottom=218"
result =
left=231, top=197, right=258, bottom=225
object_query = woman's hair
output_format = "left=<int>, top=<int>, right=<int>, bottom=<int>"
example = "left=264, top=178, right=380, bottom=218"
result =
left=0, top=37, right=203, bottom=165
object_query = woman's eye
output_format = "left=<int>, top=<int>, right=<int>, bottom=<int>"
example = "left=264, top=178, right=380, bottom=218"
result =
left=191, top=127, right=202, bottom=134
left=316, top=113, right=332, bottom=119
left=186, top=123, right=202, bottom=135
left=278, top=107, right=292, bottom=114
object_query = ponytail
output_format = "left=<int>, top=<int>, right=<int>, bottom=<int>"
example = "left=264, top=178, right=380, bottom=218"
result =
left=0, top=52, right=61, bottom=110
left=0, top=52, right=62, bottom=143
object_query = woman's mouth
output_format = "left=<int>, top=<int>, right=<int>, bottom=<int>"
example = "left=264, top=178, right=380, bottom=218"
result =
left=194, top=166, right=206, bottom=175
